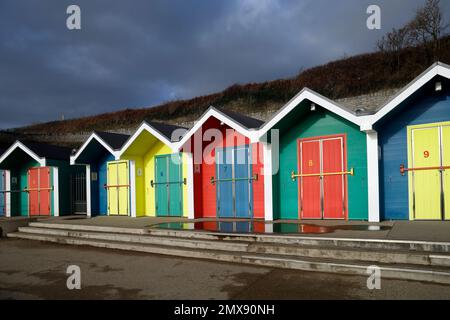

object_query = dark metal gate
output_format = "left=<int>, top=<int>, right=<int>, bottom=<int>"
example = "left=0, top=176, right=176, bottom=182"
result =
left=70, top=172, right=87, bottom=214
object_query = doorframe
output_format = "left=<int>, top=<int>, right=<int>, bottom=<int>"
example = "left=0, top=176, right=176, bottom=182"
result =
left=154, top=153, right=184, bottom=217
left=215, top=145, right=254, bottom=219
left=407, top=121, right=450, bottom=221
left=106, top=160, right=130, bottom=216
left=27, top=166, right=53, bottom=217
left=296, top=133, right=349, bottom=220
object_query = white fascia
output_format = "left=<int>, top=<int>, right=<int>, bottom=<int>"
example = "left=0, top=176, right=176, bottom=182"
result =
left=70, top=132, right=116, bottom=165
left=118, top=122, right=175, bottom=159
left=0, top=141, right=46, bottom=167
left=175, top=106, right=256, bottom=151
left=370, top=62, right=450, bottom=126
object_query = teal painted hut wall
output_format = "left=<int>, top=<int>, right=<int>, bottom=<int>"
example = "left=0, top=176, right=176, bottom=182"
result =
left=47, top=159, right=84, bottom=216
left=9, top=159, right=40, bottom=217
left=273, top=107, right=369, bottom=220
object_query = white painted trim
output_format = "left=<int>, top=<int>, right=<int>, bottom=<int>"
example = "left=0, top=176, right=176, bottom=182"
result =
left=258, top=88, right=363, bottom=138
left=262, top=142, right=273, bottom=221
left=0, top=141, right=46, bottom=167
left=70, top=132, right=117, bottom=165
left=86, top=165, right=91, bottom=218
left=185, top=152, right=195, bottom=219
left=119, top=122, right=177, bottom=159
left=366, top=131, right=380, bottom=222
left=53, top=167, right=59, bottom=217
left=175, top=106, right=259, bottom=150
left=129, top=160, right=137, bottom=218
left=370, top=62, right=450, bottom=126
left=264, top=223, right=273, bottom=233
left=5, top=170, right=11, bottom=217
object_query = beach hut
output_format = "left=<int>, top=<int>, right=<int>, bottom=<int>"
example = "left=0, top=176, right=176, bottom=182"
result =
left=258, top=88, right=378, bottom=222
left=0, top=140, right=83, bottom=217
left=177, top=107, right=267, bottom=221
left=118, top=120, right=190, bottom=218
left=369, top=62, right=450, bottom=221
left=70, top=131, right=130, bottom=217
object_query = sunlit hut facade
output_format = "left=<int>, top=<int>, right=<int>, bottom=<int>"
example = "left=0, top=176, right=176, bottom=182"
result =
left=0, top=141, right=84, bottom=217
left=370, top=62, right=450, bottom=221
left=118, top=120, right=191, bottom=218
left=177, top=107, right=268, bottom=226
left=258, top=88, right=380, bottom=224
left=70, top=131, right=130, bottom=217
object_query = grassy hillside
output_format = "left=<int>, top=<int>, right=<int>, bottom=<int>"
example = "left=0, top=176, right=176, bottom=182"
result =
left=10, top=35, right=450, bottom=136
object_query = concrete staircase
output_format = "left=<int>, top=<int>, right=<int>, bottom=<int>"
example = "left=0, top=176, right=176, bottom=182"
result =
left=7, top=222, right=450, bottom=284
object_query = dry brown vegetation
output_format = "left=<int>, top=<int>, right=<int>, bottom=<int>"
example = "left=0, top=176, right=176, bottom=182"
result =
left=9, top=34, right=450, bottom=136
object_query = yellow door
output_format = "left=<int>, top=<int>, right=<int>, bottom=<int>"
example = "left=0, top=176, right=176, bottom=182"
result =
left=411, top=127, right=441, bottom=220
left=117, top=161, right=129, bottom=215
left=443, top=125, right=450, bottom=220
left=107, top=162, right=119, bottom=215
left=107, top=161, right=129, bottom=216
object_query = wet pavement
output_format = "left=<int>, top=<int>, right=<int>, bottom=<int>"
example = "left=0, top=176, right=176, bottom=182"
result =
left=13, top=215, right=450, bottom=242
left=1, top=239, right=450, bottom=300
left=151, top=221, right=392, bottom=235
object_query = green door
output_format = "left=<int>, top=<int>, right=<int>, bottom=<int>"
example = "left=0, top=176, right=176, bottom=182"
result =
left=155, top=154, right=183, bottom=217
left=168, top=154, right=183, bottom=216
left=155, top=156, right=169, bottom=216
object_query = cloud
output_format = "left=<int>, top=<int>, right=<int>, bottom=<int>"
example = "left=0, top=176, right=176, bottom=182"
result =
left=0, top=0, right=446, bottom=128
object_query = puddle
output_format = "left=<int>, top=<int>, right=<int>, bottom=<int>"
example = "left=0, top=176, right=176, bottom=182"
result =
left=150, top=221, right=391, bottom=235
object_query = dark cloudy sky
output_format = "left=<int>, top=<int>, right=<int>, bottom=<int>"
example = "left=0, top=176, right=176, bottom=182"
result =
left=0, top=0, right=449, bottom=129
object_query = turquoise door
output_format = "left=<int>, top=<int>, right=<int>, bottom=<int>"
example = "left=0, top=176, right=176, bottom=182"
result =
left=155, top=154, right=183, bottom=217
left=155, top=156, right=169, bottom=216
left=168, top=154, right=183, bottom=217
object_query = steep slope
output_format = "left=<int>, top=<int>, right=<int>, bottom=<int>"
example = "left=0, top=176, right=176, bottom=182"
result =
left=5, top=35, right=450, bottom=144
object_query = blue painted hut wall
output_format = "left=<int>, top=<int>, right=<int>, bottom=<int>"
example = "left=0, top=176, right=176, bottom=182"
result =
left=0, top=170, right=5, bottom=216
left=98, top=153, right=113, bottom=215
left=376, top=78, right=450, bottom=220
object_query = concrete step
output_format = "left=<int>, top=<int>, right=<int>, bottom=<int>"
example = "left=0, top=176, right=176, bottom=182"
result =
left=28, top=221, right=450, bottom=253
left=7, top=231, right=450, bottom=285
left=18, top=226, right=249, bottom=252
left=148, top=228, right=450, bottom=253
left=19, top=226, right=450, bottom=267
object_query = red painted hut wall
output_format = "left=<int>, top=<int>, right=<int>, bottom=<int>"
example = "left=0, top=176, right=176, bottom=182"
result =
left=185, top=117, right=265, bottom=219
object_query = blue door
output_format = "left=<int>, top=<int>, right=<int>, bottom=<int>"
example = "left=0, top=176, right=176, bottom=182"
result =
left=216, top=148, right=233, bottom=217
left=0, top=170, right=5, bottom=216
left=98, top=154, right=113, bottom=216
left=234, top=146, right=252, bottom=218
left=216, top=146, right=252, bottom=218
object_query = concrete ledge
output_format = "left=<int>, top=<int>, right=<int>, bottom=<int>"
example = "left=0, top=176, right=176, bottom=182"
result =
left=0, top=218, right=37, bottom=237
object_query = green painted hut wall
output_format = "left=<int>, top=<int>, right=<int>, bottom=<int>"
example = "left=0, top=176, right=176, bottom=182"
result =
left=10, top=160, right=40, bottom=216
left=273, top=108, right=369, bottom=220
left=47, top=159, right=84, bottom=216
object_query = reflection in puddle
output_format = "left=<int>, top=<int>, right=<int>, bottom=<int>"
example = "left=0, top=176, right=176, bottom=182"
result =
left=151, top=221, right=391, bottom=235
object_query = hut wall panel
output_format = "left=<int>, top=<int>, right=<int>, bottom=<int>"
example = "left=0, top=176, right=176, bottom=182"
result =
left=377, top=90, right=450, bottom=220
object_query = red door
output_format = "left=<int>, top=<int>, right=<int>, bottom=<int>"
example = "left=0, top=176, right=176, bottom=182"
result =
left=322, top=138, right=345, bottom=219
left=28, top=167, right=51, bottom=216
left=298, top=135, right=347, bottom=220
left=299, top=140, right=321, bottom=219
left=28, top=168, right=39, bottom=216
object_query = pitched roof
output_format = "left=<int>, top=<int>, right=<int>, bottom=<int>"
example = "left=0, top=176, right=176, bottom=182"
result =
left=216, top=108, right=264, bottom=129
left=258, top=88, right=365, bottom=137
left=143, top=120, right=187, bottom=142
left=370, top=61, right=450, bottom=126
left=93, top=131, right=130, bottom=150
left=176, top=106, right=262, bottom=149
left=18, top=141, right=72, bottom=161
